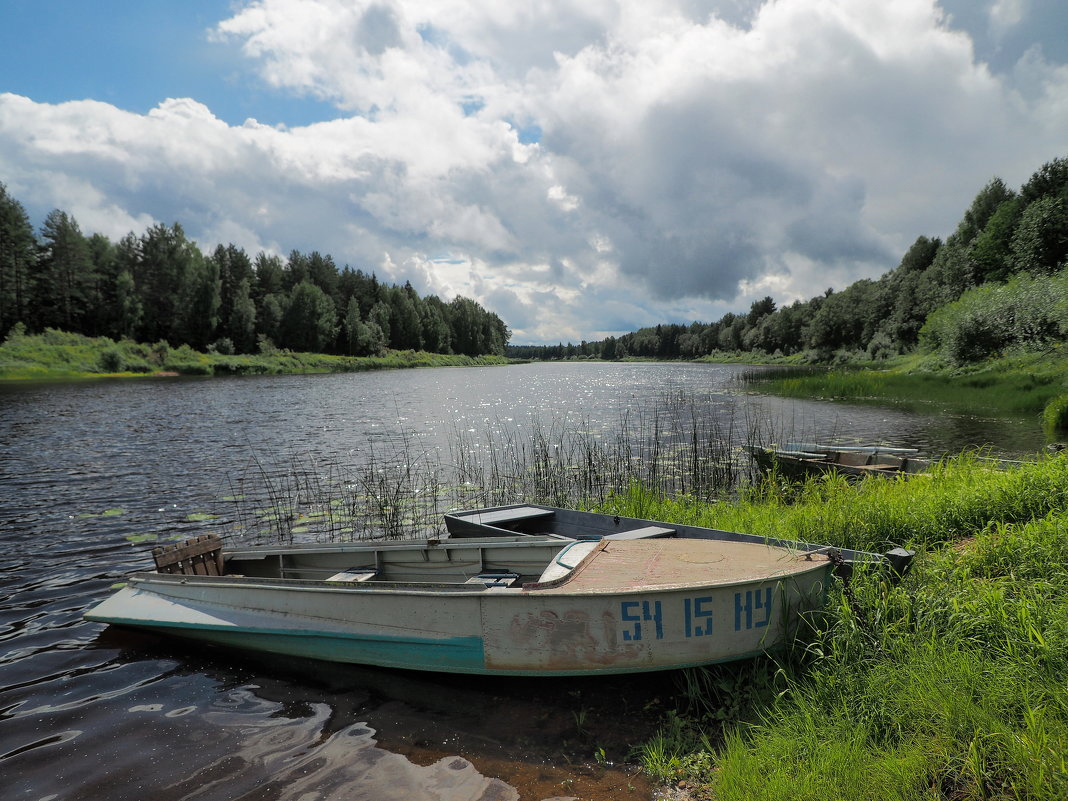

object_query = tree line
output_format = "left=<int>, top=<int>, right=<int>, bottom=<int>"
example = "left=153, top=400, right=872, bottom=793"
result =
left=0, top=187, right=510, bottom=357
left=511, top=156, right=1068, bottom=364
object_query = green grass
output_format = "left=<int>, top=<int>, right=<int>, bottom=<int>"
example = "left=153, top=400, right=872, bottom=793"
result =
left=0, top=328, right=510, bottom=380
left=743, top=349, right=1067, bottom=417
left=600, top=457, right=1068, bottom=800
left=1045, top=395, right=1068, bottom=436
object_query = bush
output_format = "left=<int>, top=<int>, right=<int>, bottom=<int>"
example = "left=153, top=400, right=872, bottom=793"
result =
left=1045, top=395, right=1068, bottom=435
left=208, top=337, right=234, bottom=355
left=98, top=348, right=124, bottom=372
left=921, top=270, right=1068, bottom=365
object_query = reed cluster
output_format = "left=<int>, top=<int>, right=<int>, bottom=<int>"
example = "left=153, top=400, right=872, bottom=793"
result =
left=221, top=393, right=754, bottom=543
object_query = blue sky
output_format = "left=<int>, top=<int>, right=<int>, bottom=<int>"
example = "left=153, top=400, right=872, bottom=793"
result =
left=0, top=0, right=335, bottom=126
left=2, top=1, right=1068, bottom=344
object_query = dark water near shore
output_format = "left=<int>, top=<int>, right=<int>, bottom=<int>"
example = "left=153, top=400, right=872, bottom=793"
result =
left=0, top=362, right=1045, bottom=799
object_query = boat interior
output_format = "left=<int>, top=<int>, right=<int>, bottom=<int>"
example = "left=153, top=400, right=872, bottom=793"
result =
left=150, top=527, right=600, bottom=589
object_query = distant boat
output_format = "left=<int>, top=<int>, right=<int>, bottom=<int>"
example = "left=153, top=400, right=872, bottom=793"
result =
left=84, top=505, right=912, bottom=676
left=745, top=443, right=931, bottom=478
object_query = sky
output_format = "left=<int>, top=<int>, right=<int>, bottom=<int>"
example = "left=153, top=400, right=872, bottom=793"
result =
left=2, top=1, right=1068, bottom=344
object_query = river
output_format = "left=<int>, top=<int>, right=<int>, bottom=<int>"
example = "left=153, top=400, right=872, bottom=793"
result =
left=0, top=362, right=1045, bottom=800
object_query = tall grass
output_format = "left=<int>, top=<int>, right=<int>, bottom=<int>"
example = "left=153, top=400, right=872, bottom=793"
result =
left=744, top=359, right=1065, bottom=416
left=598, top=453, right=1068, bottom=553
left=609, top=457, right=1068, bottom=800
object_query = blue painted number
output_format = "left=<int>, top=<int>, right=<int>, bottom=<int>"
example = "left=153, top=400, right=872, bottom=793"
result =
left=684, top=596, right=714, bottom=638
left=734, top=588, right=773, bottom=630
left=621, top=600, right=664, bottom=641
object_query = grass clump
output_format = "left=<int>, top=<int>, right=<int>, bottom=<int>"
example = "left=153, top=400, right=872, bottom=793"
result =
left=1044, top=395, right=1068, bottom=436
left=602, top=457, right=1068, bottom=800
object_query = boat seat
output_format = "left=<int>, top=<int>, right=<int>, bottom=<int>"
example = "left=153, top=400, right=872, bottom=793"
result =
left=838, top=452, right=872, bottom=467
left=455, top=506, right=555, bottom=526
left=465, top=571, right=520, bottom=588
left=153, top=534, right=224, bottom=576
left=604, top=526, right=675, bottom=540
left=325, top=569, right=379, bottom=583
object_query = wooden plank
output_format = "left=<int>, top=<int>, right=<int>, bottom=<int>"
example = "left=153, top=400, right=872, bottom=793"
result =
left=153, top=534, right=224, bottom=576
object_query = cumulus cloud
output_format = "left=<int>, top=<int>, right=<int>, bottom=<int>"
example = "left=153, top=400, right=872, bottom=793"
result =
left=3, top=0, right=1068, bottom=342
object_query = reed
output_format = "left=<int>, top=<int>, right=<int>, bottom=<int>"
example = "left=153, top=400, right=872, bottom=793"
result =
left=220, top=392, right=752, bottom=543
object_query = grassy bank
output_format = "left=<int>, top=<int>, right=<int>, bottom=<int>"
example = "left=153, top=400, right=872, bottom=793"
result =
left=596, top=456, right=1068, bottom=800
left=0, top=328, right=509, bottom=380
left=739, top=349, right=1068, bottom=417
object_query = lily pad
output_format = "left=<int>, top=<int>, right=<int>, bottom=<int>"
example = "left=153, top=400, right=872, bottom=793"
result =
left=186, top=512, right=218, bottom=522
left=125, top=533, right=156, bottom=544
left=76, top=507, right=127, bottom=519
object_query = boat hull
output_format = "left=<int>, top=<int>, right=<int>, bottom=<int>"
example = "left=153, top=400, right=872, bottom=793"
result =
left=87, top=558, right=831, bottom=676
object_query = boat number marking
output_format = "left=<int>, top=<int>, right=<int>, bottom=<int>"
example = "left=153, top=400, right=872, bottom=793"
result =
left=620, top=600, right=663, bottom=641
left=735, top=588, right=773, bottom=630
left=619, top=589, right=774, bottom=641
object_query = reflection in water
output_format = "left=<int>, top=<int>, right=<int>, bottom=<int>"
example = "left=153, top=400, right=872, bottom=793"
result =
left=0, top=363, right=1050, bottom=800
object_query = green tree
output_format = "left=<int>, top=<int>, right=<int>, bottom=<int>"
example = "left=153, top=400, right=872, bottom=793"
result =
left=113, top=233, right=143, bottom=339
left=211, top=244, right=254, bottom=346
left=280, top=280, right=337, bottom=352
left=1009, top=196, right=1068, bottom=274
left=419, top=295, right=452, bottom=353
left=228, top=277, right=257, bottom=353
left=388, top=284, right=422, bottom=350
left=136, top=222, right=204, bottom=344
left=956, top=177, right=1015, bottom=245
left=32, top=209, right=94, bottom=331
left=1020, top=157, right=1068, bottom=203
left=179, top=251, right=221, bottom=349
left=969, top=198, right=1024, bottom=284
left=0, top=183, right=37, bottom=335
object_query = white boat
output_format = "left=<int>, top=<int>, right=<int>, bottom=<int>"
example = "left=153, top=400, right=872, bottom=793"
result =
left=85, top=505, right=911, bottom=676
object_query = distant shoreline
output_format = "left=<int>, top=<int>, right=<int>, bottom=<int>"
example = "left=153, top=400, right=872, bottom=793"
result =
left=0, top=328, right=512, bottom=382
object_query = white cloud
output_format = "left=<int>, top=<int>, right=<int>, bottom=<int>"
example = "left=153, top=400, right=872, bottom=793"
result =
left=3, top=1, right=1068, bottom=342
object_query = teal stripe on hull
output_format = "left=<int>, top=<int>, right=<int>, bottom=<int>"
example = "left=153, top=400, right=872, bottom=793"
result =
left=114, top=619, right=782, bottom=676
left=116, top=620, right=487, bottom=673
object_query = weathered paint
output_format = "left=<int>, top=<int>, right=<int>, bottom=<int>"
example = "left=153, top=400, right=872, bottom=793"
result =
left=86, top=531, right=838, bottom=676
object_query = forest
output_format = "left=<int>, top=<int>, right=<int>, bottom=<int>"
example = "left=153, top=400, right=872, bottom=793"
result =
left=0, top=188, right=510, bottom=358
left=509, top=156, right=1068, bottom=367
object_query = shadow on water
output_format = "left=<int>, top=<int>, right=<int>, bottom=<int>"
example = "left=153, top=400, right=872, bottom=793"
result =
left=42, top=627, right=660, bottom=800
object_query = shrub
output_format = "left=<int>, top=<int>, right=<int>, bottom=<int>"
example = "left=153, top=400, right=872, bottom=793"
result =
left=208, top=337, right=234, bottom=355
left=98, top=348, right=124, bottom=372
left=1045, top=395, right=1068, bottom=435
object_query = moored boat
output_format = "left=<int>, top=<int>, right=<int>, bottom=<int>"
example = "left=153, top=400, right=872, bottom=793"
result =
left=86, top=505, right=912, bottom=676
left=745, top=443, right=931, bottom=478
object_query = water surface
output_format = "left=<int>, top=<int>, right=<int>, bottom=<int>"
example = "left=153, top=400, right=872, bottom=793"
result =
left=0, top=362, right=1044, bottom=799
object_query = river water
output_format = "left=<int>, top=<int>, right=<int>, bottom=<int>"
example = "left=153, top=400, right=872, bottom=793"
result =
left=0, top=362, right=1045, bottom=800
